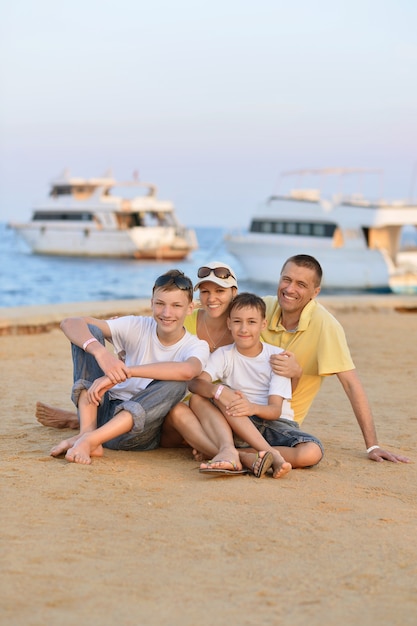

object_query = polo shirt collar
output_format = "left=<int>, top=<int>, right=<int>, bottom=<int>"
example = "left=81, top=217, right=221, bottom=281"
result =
left=269, top=298, right=317, bottom=333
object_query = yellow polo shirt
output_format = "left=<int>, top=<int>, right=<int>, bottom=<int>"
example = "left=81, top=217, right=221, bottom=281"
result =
left=184, top=308, right=199, bottom=335
left=262, top=297, right=355, bottom=424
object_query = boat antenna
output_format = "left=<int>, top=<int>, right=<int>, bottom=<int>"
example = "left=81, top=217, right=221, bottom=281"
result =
left=408, top=161, right=417, bottom=202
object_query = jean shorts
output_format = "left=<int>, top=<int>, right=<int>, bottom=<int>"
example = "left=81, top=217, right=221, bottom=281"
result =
left=234, top=416, right=324, bottom=455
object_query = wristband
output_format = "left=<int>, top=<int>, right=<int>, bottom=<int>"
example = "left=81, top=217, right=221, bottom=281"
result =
left=366, top=445, right=380, bottom=454
left=83, top=338, right=99, bottom=352
left=214, top=384, right=225, bottom=400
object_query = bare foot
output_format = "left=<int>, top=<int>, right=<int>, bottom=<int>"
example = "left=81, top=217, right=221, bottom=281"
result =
left=270, top=451, right=292, bottom=479
left=192, top=449, right=208, bottom=462
left=50, top=434, right=82, bottom=457
left=65, top=435, right=104, bottom=465
left=239, top=450, right=292, bottom=478
left=239, top=450, right=273, bottom=477
left=200, top=446, right=243, bottom=471
left=36, top=402, right=78, bottom=429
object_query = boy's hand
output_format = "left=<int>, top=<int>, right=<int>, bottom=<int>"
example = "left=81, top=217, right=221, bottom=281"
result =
left=87, top=376, right=115, bottom=405
left=95, top=351, right=131, bottom=384
left=223, top=390, right=252, bottom=418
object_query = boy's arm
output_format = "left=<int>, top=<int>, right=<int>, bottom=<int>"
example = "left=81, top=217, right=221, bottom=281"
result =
left=60, top=316, right=130, bottom=383
left=128, top=356, right=204, bottom=382
left=87, top=357, right=206, bottom=406
left=188, top=372, right=220, bottom=397
left=224, top=393, right=283, bottom=420
left=60, top=316, right=112, bottom=345
left=188, top=376, right=244, bottom=413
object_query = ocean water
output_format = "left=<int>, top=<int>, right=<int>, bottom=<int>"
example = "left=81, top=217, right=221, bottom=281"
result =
left=2, top=223, right=417, bottom=308
left=0, top=223, right=271, bottom=308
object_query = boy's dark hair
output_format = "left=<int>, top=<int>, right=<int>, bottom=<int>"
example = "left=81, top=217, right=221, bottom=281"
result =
left=152, top=269, right=193, bottom=302
left=228, top=292, right=266, bottom=318
left=281, top=254, right=323, bottom=287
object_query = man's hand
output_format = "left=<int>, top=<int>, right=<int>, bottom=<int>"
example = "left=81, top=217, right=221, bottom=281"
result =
left=367, top=447, right=411, bottom=463
left=270, top=351, right=302, bottom=379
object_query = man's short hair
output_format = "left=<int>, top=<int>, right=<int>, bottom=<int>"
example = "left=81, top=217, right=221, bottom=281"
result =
left=281, top=254, right=323, bottom=286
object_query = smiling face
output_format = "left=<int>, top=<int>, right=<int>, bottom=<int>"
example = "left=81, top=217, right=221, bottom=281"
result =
left=198, top=281, right=237, bottom=319
left=151, top=287, right=194, bottom=343
left=277, top=261, right=321, bottom=317
left=227, top=304, right=266, bottom=355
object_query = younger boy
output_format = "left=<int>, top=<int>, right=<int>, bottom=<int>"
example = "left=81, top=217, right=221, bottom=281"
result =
left=187, top=293, right=323, bottom=478
left=50, top=270, right=209, bottom=465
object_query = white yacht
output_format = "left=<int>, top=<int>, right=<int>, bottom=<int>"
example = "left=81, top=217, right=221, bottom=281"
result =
left=225, top=169, right=417, bottom=291
left=9, top=171, right=198, bottom=260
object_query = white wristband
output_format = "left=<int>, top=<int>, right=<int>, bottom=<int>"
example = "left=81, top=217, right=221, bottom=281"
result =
left=366, top=445, right=380, bottom=454
left=83, top=337, right=98, bottom=352
left=214, top=384, right=224, bottom=400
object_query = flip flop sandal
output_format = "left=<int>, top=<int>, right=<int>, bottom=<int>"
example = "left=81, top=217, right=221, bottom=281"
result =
left=199, top=460, right=248, bottom=475
left=252, top=451, right=274, bottom=478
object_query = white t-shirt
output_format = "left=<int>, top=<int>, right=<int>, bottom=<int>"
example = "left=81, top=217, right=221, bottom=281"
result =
left=204, top=343, right=294, bottom=420
left=106, top=316, right=209, bottom=401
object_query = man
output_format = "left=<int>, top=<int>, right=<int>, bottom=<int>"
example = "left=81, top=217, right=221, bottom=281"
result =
left=49, top=269, right=209, bottom=465
left=263, top=254, right=410, bottom=463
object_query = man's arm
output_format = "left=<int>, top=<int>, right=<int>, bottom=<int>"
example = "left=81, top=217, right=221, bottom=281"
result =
left=60, top=316, right=130, bottom=384
left=270, top=351, right=302, bottom=392
left=337, top=369, right=411, bottom=463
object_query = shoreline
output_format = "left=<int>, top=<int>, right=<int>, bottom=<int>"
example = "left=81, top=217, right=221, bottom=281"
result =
left=1, top=293, right=417, bottom=335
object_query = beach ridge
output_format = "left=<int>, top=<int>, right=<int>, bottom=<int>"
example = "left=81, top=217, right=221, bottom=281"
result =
left=1, top=294, right=416, bottom=335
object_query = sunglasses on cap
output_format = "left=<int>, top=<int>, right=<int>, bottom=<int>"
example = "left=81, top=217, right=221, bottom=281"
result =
left=197, top=266, right=236, bottom=280
left=154, top=273, right=193, bottom=290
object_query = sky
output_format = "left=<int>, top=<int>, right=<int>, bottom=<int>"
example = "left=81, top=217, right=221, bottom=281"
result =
left=1, top=0, right=417, bottom=227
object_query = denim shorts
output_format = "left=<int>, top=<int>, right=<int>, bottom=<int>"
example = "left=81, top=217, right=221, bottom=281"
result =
left=234, top=416, right=324, bottom=455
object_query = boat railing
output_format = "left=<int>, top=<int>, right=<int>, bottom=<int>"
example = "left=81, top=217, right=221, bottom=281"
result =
left=108, top=181, right=158, bottom=197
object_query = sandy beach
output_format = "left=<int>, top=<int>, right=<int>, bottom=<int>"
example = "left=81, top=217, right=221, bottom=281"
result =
left=1, top=296, right=417, bottom=626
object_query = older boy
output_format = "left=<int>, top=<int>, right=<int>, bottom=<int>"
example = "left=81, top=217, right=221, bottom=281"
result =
left=50, top=269, right=209, bottom=465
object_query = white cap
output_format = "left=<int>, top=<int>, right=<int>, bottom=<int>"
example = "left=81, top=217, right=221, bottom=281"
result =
left=194, top=261, right=238, bottom=291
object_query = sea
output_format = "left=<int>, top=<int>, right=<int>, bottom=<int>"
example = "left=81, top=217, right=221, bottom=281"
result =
left=2, top=223, right=417, bottom=308
left=0, top=223, right=272, bottom=308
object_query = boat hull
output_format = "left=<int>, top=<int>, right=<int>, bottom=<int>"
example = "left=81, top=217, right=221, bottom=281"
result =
left=225, top=233, right=390, bottom=290
left=10, top=223, right=197, bottom=260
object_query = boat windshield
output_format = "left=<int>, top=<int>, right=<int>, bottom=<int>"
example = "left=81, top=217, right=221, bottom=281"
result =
left=250, top=219, right=336, bottom=237
left=33, top=211, right=94, bottom=221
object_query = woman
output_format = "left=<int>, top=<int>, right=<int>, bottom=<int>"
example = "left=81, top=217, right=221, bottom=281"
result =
left=159, top=262, right=238, bottom=454
left=185, top=262, right=238, bottom=352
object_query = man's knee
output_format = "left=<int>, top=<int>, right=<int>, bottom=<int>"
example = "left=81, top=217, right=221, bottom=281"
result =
left=298, top=441, right=323, bottom=467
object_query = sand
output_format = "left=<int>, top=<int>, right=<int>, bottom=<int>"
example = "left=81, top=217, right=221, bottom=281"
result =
left=1, top=297, right=417, bottom=626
